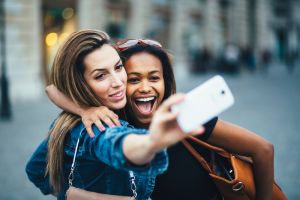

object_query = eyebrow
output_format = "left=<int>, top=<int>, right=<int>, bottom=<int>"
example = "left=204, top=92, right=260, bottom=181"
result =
left=127, top=69, right=161, bottom=76
left=90, top=59, right=122, bottom=75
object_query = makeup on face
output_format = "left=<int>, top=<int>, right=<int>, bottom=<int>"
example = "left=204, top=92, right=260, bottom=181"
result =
left=125, top=52, right=165, bottom=126
left=83, top=44, right=127, bottom=110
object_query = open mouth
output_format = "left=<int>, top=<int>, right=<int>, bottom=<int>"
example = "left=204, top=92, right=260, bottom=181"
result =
left=134, top=96, right=157, bottom=115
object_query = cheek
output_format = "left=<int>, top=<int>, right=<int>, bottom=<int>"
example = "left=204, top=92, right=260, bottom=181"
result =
left=158, top=80, right=165, bottom=99
left=89, top=81, right=109, bottom=100
left=120, top=69, right=128, bottom=84
left=126, top=85, right=135, bottom=100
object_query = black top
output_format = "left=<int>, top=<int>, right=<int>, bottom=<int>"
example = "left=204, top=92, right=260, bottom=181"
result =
left=151, top=117, right=221, bottom=200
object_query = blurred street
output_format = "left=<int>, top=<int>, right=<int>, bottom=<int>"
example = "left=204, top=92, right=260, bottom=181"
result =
left=0, top=63, right=300, bottom=200
left=1, top=0, right=300, bottom=199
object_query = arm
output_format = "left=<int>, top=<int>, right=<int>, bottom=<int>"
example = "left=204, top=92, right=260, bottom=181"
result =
left=122, top=94, right=204, bottom=165
left=25, top=139, right=53, bottom=195
left=46, top=84, right=120, bottom=137
left=207, top=120, right=274, bottom=200
left=82, top=94, right=204, bottom=170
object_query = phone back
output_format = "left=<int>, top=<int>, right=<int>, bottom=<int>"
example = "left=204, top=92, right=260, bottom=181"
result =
left=172, top=75, right=234, bottom=132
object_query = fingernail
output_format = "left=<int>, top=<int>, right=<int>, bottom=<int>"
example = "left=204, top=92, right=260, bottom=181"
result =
left=199, top=127, right=205, bottom=133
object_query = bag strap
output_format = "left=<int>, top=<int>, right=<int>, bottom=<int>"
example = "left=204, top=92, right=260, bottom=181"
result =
left=68, top=130, right=137, bottom=198
left=186, top=136, right=230, bottom=158
left=68, top=130, right=83, bottom=187
left=181, top=136, right=230, bottom=174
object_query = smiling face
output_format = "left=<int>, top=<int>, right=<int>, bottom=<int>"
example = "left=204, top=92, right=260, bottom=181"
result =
left=125, top=52, right=165, bottom=126
left=83, top=44, right=127, bottom=110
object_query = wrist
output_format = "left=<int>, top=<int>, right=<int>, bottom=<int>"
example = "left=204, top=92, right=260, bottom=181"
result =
left=77, top=105, right=91, bottom=117
left=144, top=134, right=162, bottom=154
left=77, top=107, right=85, bottom=117
left=123, top=134, right=156, bottom=165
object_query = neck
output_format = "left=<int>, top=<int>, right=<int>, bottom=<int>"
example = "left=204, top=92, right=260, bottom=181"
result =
left=114, top=109, right=126, bottom=120
left=129, top=115, right=150, bottom=128
left=135, top=121, right=150, bottom=129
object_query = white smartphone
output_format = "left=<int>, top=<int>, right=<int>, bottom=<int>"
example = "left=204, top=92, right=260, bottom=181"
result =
left=172, top=75, right=234, bottom=133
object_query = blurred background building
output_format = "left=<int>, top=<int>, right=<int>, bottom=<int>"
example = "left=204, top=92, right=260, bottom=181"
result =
left=1, top=1, right=300, bottom=199
left=1, top=0, right=300, bottom=102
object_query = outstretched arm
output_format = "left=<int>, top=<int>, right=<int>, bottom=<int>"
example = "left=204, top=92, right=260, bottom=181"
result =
left=45, top=84, right=120, bottom=137
left=207, top=120, right=274, bottom=200
left=122, top=94, right=204, bottom=165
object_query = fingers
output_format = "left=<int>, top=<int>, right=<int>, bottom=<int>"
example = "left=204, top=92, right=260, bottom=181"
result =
left=99, top=115, right=115, bottom=129
left=110, top=113, right=121, bottom=126
left=104, top=110, right=120, bottom=127
left=98, top=108, right=120, bottom=128
left=89, top=113, right=119, bottom=133
left=85, top=124, right=95, bottom=138
left=160, top=93, right=185, bottom=112
left=94, top=120, right=106, bottom=132
left=82, top=106, right=121, bottom=137
left=162, top=111, right=179, bottom=122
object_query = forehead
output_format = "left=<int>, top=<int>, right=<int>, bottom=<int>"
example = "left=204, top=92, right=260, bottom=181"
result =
left=125, top=52, right=163, bottom=75
left=84, top=44, right=120, bottom=71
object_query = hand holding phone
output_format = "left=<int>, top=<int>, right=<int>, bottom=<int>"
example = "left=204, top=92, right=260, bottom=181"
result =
left=172, top=75, right=234, bottom=132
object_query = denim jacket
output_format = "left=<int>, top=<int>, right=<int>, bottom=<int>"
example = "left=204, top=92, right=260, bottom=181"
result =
left=26, top=120, right=168, bottom=200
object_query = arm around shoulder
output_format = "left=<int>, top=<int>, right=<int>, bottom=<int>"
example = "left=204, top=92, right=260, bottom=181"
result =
left=45, top=84, right=120, bottom=137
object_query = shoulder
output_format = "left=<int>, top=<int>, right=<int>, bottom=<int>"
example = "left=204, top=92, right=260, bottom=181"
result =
left=65, top=122, right=85, bottom=148
left=119, top=120, right=134, bottom=128
left=196, top=117, right=218, bottom=141
left=66, top=119, right=146, bottom=148
left=102, top=120, right=148, bottom=138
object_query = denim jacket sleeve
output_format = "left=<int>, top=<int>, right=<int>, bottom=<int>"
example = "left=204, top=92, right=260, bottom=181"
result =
left=67, top=121, right=168, bottom=176
left=25, top=139, right=52, bottom=195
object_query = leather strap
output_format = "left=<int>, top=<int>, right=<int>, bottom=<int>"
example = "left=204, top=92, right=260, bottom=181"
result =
left=181, top=136, right=231, bottom=173
left=68, top=128, right=137, bottom=198
left=181, top=139, right=213, bottom=173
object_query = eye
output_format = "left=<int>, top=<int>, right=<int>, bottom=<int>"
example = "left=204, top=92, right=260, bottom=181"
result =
left=95, top=73, right=106, bottom=80
left=115, top=64, right=124, bottom=71
left=149, top=76, right=160, bottom=81
left=128, top=77, right=140, bottom=84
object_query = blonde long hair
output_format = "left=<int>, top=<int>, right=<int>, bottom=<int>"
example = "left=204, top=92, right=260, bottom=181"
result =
left=46, top=30, right=111, bottom=193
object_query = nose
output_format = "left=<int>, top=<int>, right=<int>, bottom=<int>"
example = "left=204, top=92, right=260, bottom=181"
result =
left=111, top=72, right=123, bottom=88
left=139, top=80, right=151, bottom=93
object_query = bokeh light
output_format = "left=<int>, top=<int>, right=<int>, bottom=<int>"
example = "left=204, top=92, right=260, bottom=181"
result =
left=45, top=32, right=58, bottom=46
left=62, top=8, right=74, bottom=20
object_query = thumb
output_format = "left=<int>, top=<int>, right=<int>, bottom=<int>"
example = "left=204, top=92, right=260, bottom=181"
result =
left=186, top=126, right=205, bottom=136
left=162, top=112, right=178, bottom=122
left=160, top=93, right=185, bottom=112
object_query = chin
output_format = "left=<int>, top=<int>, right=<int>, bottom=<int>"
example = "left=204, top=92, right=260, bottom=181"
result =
left=136, top=116, right=152, bottom=126
left=109, top=100, right=127, bottom=110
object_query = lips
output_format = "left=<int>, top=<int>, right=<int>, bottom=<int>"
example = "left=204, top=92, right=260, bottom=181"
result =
left=134, top=96, right=157, bottom=115
left=109, top=90, right=125, bottom=102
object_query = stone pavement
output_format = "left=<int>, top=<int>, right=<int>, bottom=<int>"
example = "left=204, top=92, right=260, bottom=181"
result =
left=0, top=63, right=299, bottom=199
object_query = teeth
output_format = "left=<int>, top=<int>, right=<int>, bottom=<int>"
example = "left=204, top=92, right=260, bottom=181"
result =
left=112, top=91, right=122, bottom=97
left=136, top=97, right=155, bottom=102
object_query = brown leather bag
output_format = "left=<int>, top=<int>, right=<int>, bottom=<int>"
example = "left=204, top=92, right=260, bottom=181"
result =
left=182, top=136, right=287, bottom=200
